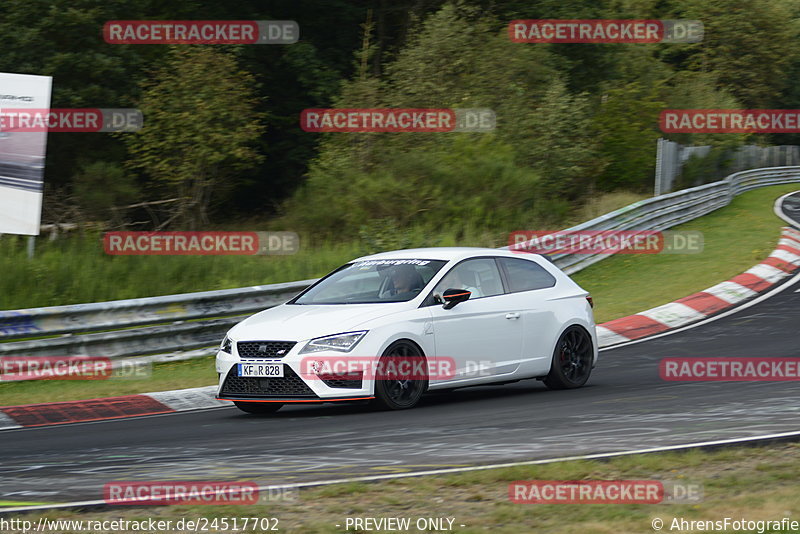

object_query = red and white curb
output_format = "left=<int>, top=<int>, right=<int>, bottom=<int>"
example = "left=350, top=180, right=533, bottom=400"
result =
left=2, top=228, right=799, bottom=430
left=596, top=227, right=800, bottom=347
left=0, top=385, right=228, bottom=430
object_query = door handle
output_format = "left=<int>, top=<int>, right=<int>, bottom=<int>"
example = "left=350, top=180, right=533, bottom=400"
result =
left=505, top=312, right=521, bottom=320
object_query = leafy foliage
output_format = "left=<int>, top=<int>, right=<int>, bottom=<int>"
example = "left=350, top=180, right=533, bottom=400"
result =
left=1, top=0, right=798, bottom=238
left=72, top=161, right=139, bottom=219
left=123, top=47, right=265, bottom=228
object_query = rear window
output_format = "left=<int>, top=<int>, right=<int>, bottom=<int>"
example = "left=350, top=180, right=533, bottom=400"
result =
left=500, top=257, right=556, bottom=292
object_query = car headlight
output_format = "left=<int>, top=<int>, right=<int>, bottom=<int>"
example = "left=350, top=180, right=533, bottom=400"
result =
left=220, top=336, right=232, bottom=354
left=299, top=331, right=367, bottom=354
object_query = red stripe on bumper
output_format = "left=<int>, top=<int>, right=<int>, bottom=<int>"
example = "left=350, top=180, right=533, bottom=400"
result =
left=218, top=397, right=375, bottom=403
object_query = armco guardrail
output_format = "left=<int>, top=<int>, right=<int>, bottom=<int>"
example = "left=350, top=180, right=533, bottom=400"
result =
left=0, top=279, right=315, bottom=340
left=2, top=166, right=800, bottom=366
left=545, top=166, right=800, bottom=274
left=0, top=280, right=317, bottom=362
left=548, top=179, right=730, bottom=274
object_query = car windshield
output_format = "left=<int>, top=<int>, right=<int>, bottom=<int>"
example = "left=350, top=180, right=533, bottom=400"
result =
left=292, top=259, right=447, bottom=304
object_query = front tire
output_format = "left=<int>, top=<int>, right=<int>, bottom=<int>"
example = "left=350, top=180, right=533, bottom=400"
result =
left=234, top=401, right=283, bottom=414
left=373, top=340, right=428, bottom=410
left=543, top=326, right=593, bottom=390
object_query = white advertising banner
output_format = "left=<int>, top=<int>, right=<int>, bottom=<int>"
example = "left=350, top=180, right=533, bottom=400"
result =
left=0, top=72, right=52, bottom=235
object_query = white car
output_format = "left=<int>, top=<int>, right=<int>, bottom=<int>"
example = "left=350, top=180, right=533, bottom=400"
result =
left=216, top=247, right=598, bottom=413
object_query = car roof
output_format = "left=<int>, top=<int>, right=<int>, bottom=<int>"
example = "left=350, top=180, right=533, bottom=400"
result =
left=353, top=247, right=545, bottom=263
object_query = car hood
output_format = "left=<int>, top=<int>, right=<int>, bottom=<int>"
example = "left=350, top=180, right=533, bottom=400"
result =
left=228, top=302, right=407, bottom=342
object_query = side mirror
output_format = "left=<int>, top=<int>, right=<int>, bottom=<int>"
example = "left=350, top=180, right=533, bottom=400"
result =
left=442, top=288, right=471, bottom=309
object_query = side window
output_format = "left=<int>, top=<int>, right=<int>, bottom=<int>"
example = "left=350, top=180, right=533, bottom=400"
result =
left=500, top=258, right=557, bottom=292
left=433, top=258, right=504, bottom=299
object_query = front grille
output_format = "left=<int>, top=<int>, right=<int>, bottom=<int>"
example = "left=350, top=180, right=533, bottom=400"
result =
left=220, top=365, right=317, bottom=398
left=320, top=372, right=363, bottom=389
left=237, top=341, right=296, bottom=358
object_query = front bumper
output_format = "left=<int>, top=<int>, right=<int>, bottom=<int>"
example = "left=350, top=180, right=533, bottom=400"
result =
left=215, top=344, right=378, bottom=404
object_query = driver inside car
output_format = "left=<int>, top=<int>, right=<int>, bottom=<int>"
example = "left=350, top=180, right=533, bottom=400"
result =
left=387, top=264, right=425, bottom=299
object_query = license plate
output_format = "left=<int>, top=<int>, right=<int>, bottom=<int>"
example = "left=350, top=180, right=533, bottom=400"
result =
left=238, top=363, right=284, bottom=378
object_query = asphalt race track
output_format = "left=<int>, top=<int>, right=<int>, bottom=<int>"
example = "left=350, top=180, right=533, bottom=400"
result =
left=781, top=191, right=800, bottom=227
left=0, top=275, right=798, bottom=504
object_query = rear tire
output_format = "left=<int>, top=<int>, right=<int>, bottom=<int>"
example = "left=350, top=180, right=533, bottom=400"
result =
left=543, top=326, right=593, bottom=390
left=373, top=340, right=428, bottom=410
left=234, top=401, right=283, bottom=414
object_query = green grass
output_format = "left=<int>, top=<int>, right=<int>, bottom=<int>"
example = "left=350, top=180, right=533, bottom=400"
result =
left=7, top=443, right=800, bottom=533
left=0, top=193, right=649, bottom=310
left=0, top=236, right=363, bottom=310
left=568, top=191, right=650, bottom=226
left=0, top=184, right=797, bottom=406
left=573, top=183, right=800, bottom=323
left=0, top=356, right=217, bottom=406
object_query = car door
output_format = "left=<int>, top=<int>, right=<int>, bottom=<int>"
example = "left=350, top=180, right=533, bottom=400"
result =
left=497, top=256, right=561, bottom=377
left=426, top=258, right=524, bottom=384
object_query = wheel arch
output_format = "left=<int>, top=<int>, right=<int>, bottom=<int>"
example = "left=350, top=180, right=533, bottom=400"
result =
left=551, top=322, right=597, bottom=366
left=381, top=337, right=427, bottom=357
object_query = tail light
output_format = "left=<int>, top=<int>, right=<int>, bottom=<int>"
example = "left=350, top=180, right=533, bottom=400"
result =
left=586, top=296, right=594, bottom=308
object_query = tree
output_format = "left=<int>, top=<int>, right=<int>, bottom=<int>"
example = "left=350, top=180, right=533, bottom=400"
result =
left=523, top=76, right=605, bottom=199
left=669, top=0, right=795, bottom=107
left=72, top=161, right=139, bottom=221
left=282, top=1, right=614, bottom=238
left=0, top=0, right=160, bottom=191
left=123, top=47, right=265, bottom=229
left=592, top=82, right=665, bottom=191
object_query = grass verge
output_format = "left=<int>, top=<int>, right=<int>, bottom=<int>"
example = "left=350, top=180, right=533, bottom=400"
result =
left=573, top=183, right=800, bottom=322
left=0, top=192, right=650, bottom=310
left=0, top=238, right=362, bottom=310
left=0, top=357, right=216, bottom=407
left=8, top=442, right=800, bottom=533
